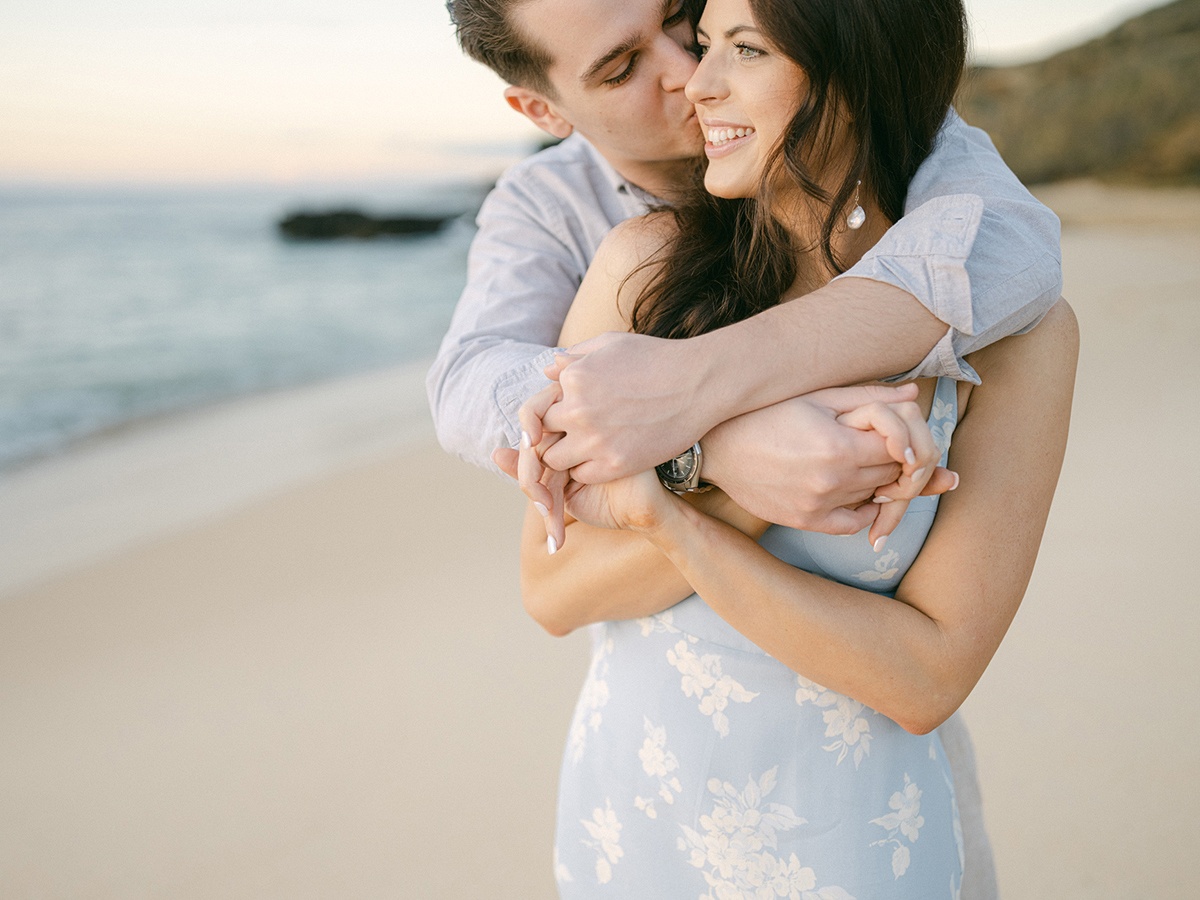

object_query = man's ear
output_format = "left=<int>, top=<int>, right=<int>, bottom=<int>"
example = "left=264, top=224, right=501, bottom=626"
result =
left=503, top=86, right=574, bottom=140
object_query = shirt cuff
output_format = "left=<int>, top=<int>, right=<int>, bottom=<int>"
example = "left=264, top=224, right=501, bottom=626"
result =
left=834, top=193, right=983, bottom=338
left=492, top=346, right=563, bottom=447
left=881, top=326, right=981, bottom=385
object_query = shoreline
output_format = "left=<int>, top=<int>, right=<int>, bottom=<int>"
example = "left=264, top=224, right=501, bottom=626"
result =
left=0, top=359, right=440, bottom=600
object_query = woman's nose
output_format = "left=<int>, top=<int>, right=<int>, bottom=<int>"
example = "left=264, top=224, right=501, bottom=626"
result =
left=685, top=53, right=725, bottom=105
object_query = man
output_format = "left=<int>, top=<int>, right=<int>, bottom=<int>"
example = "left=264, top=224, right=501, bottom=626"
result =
left=429, top=0, right=1062, bottom=895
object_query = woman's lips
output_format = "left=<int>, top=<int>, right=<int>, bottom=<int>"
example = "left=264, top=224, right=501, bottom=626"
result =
left=704, top=130, right=756, bottom=158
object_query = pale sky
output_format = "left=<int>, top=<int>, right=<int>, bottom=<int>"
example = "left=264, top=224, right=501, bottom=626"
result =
left=0, top=0, right=1169, bottom=184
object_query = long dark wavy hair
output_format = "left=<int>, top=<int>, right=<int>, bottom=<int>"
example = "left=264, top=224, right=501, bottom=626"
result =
left=630, top=0, right=968, bottom=339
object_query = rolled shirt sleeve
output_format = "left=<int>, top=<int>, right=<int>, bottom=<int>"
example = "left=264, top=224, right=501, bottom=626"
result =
left=837, top=110, right=1063, bottom=384
left=426, top=136, right=645, bottom=473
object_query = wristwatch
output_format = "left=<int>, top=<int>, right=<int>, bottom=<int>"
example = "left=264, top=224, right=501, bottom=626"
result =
left=655, top=442, right=713, bottom=495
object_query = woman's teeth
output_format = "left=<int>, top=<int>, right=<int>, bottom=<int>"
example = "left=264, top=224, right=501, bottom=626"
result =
left=707, top=127, right=755, bottom=146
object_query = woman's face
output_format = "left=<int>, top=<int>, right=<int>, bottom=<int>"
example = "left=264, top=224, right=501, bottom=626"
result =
left=685, top=0, right=807, bottom=199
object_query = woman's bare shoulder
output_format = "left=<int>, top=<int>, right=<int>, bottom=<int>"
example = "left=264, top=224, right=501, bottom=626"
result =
left=956, top=296, right=1078, bottom=425
left=591, top=212, right=679, bottom=305
left=559, top=212, right=679, bottom=346
left=970, top=297, right=1078, bottom=383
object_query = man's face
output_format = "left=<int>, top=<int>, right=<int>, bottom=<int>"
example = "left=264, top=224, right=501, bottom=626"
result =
left=512, top=0, right=704, bottom=174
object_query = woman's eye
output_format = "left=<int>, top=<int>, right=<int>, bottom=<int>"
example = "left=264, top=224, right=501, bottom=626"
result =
left=735, top=43, right=764, bottom=59
left=694, top=43, right=709, bottom=58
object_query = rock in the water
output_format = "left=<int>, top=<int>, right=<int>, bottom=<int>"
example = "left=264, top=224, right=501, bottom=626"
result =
left=278, top=210, right=454, bottom=240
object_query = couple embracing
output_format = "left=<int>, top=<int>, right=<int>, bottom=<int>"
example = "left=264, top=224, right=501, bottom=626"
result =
left=428, top=0, right=1076, bottom=896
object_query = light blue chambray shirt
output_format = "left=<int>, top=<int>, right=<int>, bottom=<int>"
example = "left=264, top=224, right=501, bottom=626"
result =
left=426, top=110, right=1062, bottom=473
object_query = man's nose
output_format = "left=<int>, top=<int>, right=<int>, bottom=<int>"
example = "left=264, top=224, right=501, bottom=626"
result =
left=659, top=33, right=699, bottom=92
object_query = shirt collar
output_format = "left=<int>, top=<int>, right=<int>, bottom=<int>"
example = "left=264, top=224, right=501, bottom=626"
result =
left=573, top=134, right=667, bottom=208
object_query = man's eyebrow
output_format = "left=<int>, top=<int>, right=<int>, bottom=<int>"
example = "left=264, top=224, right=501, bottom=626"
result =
left=581, top=33, right=644, bottom=84
left=580, top=0, right=684, bottom=85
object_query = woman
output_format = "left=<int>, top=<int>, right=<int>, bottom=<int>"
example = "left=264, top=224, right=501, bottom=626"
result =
left=510, top=0, right=1076, bottom=895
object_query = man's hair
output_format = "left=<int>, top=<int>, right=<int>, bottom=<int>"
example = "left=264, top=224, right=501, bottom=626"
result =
left=447, top=0, right=557, bottom=98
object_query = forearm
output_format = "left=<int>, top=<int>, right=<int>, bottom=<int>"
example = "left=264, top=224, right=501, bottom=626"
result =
left=520, top=489, right=768, bottom=636
left=638, top=501, right=958, bottom=734
left=427, top=339, right=557, bottom=473
left=520, top=514, right=691, bottom=635
left=685, top=279, right=946, bottom=430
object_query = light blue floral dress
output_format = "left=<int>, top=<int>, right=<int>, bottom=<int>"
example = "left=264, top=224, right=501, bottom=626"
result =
left=554, top=377, right=964, bottom=900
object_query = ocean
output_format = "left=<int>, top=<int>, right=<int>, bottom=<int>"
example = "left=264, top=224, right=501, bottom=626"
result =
left=0, top=181, right=489, bottom=473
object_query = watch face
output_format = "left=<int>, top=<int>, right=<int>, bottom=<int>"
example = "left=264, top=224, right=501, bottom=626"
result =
left=662, top=450, right=697, bottom=482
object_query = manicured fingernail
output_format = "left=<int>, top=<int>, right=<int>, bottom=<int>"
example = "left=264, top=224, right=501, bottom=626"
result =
left=520, top=431, right=532, bottom=449
left=911, top=467, right=926, bottom=483
left=547, top=535, right=558, bottom=555
left=873, top=535, right=888, bottom=553
left=534, top=502, right=549, bottom=517
left=873, top=495, right=894, bottom=504
left=904, top=447, right=916, bottom=466
left=949, top=471, right=960, bottom=490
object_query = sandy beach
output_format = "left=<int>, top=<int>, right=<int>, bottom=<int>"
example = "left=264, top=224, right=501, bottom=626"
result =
left=1, top=181, right=1197, bottom=898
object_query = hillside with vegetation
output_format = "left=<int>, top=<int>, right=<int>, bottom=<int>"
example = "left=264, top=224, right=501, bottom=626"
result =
left=956, top=0, right=1200, bottom=184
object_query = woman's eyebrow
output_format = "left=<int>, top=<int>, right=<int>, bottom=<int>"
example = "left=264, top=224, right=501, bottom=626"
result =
left=695, top=24, right=761, bottom=41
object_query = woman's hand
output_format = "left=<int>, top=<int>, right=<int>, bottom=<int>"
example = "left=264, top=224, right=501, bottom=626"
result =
left=821, top=388, right=957, bottom=550
left=562, top=467, right=678, bottom=535
left=494, top=411, right=679, bottom=552
left=508, top=378, right=678, bottom=551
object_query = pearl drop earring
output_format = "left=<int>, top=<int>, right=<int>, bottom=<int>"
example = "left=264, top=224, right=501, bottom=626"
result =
left=847, top=180, right=866, bottom=230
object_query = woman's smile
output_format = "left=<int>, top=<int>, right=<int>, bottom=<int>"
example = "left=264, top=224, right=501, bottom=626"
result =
left=704, top=122, right=757, bottom=157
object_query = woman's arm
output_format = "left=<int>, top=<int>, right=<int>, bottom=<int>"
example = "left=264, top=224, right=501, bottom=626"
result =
left=625, top=298, right=1078, bottom=734
left=517, top=216, right=771, bottom=634
left=519, top=482, right=766, bottom=635
left=517, top=217, right=943, bottom=637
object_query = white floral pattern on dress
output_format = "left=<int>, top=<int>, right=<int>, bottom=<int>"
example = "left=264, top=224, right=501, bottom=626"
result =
left=931, top=396, right=956, bottom=455
left=852, top=548, right=901, bottom=584
left=677, top=767, right=855, bottom=900
left=637, top=609, right=682, bottom=637
left=667, top=638, right=758, bottom=737
left=581, top=799, right=623, bottom=884
left=569, top=629, right=613, bottom=764
left=634, top=716, right=682, bottom=819
left=554, top=847, right=573, bottom=885
left=869, top=773, right=925, bottom=879
left=795, top=675, right=873, bottom=768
